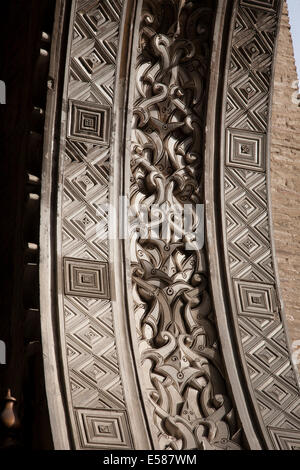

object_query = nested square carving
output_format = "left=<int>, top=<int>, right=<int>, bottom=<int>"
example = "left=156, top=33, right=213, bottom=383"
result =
left=68, top=100, right=111, bottom=144
left=64, top=257, right=110, bottom=298
left=233, top=279, right=277, bottom=319
left=75, top=409, right=133, bottom=449
left=226, top=128, right=266, bottom=171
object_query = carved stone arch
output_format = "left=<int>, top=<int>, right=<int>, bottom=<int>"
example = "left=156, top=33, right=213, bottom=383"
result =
left=36, top=0, right=300, bottom=450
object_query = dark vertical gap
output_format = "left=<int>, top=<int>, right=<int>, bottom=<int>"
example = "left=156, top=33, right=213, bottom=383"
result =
left=0, top=0, right=60, bottom=449
left=49, top=0, right=75, bottom=450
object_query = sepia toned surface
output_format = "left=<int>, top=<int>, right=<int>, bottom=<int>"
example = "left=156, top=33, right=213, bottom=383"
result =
left=1, top=0, right=300, bottom=451
left=40, top=0, right=300, bottom=450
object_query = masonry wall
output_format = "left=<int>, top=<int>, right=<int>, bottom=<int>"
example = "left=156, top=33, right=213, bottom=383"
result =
left=271, top=0, right=300, bottom=372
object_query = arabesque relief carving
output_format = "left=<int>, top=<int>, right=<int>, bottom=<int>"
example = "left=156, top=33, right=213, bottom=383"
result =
left=130, top=0, right=243, bottom=450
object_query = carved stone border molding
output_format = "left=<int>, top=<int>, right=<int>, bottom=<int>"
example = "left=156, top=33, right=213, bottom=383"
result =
left=206, top=0, right=300, bottom=450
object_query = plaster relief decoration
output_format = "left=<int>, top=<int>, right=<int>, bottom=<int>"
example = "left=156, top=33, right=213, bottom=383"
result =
left=223, top=0, right=300, bottom=449
left=130, top=0, right=243, bottom=450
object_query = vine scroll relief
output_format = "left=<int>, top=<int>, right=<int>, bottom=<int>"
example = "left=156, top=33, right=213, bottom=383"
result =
left=129, top=0, right=244, bottom=450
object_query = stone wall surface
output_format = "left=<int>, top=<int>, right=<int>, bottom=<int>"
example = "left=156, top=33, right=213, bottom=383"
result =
left=271, top=0, right=300, bottom=372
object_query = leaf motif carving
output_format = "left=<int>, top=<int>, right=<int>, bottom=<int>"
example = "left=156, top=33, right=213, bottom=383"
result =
left=130, top=0, right=243, bottom=450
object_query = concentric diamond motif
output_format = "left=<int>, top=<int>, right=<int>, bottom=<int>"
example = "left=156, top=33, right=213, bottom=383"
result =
left=231, top=74, right=265, bottom=107
left=68, top=100, right=111, bottom=144
left=226, top=128, right=266, bottom=171
left=64, top=258, right=110, bottom=299
left=233, top=279, right=277, bottom=319
left=75, top=409, right=133, bottom=449
left=235, top=230, right=260, bottom=256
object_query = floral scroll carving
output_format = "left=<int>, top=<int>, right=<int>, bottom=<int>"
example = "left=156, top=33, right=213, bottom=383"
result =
left=130, top=0, right=243, bottom=450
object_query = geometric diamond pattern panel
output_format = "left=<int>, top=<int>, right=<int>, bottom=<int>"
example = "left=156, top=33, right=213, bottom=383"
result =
left=58, top=0, right=133, bottom=450
left=223, top=0, right=300, bottom=449
left=65, top=296, right=125, bottom=410
left=225, top=168, right=273, bottom=282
